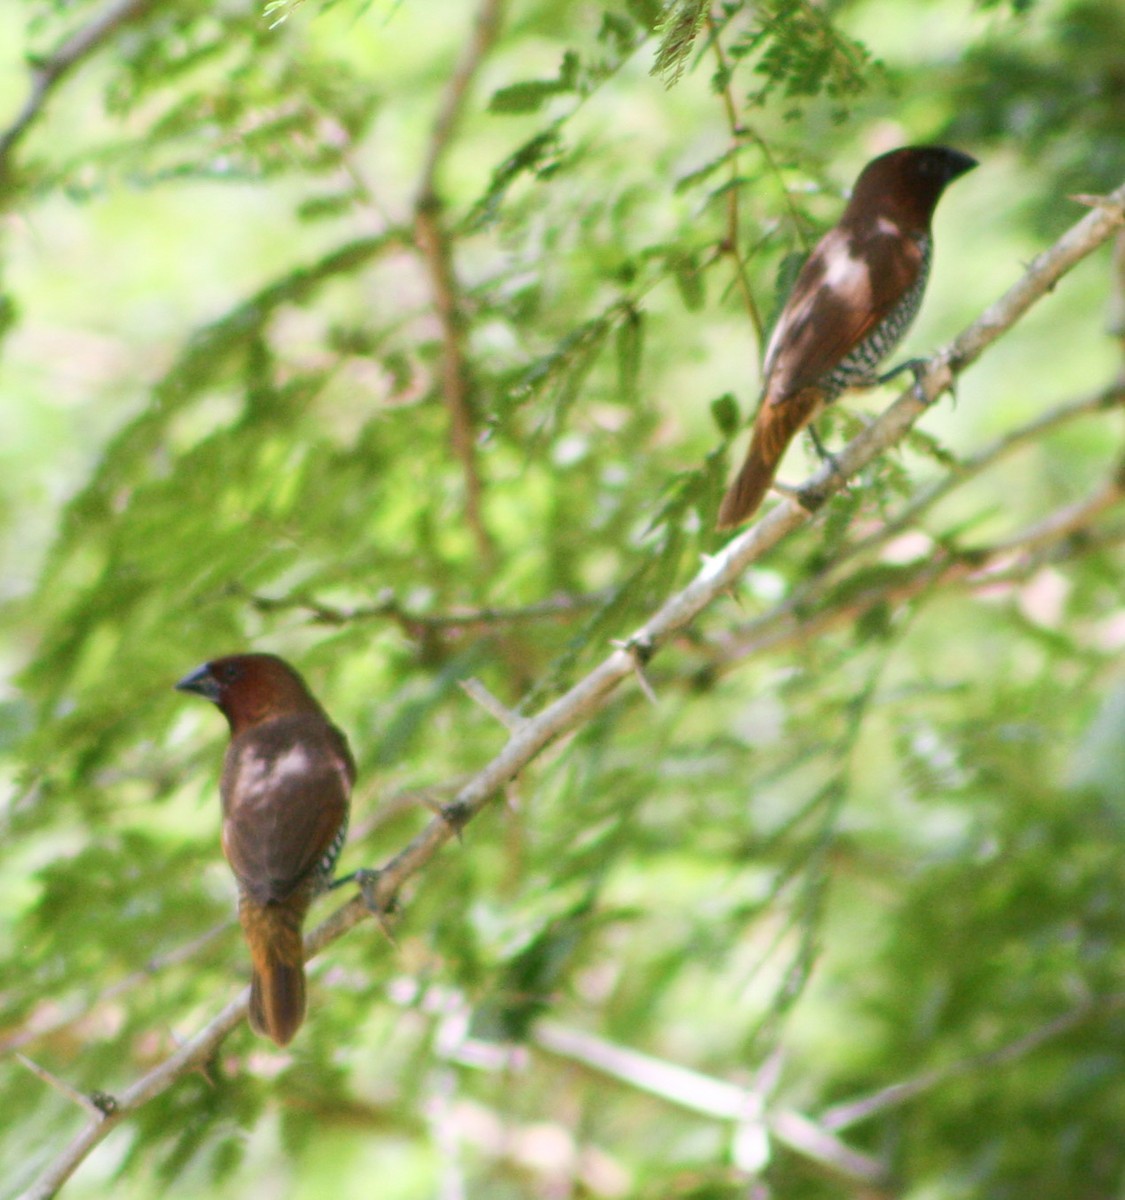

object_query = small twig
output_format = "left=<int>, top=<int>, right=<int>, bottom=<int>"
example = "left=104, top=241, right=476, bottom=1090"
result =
left=417, top=0, right=506, bottom=201
left=840, top=380, right=1125, bottom=572
left=0, top=0, right=155, bottom=165
left=0, top=921, right=230, bottom=1055
left=612, top=639, right=660, bottom=705
left=459, top=677, right=525, bottom=731
left=822, top=993, right=1125, bottom=1132
left=535, top=1020, right=761, bottom=1120
left=15, top=1056, right=114, bottom=1118
left=347, top=778, right=471, bottom=843
left=415, top=203, right=494, bottom=564
left=244, top=585, right=609, bottom=637
left=985, top=470, right=1124, bottom=554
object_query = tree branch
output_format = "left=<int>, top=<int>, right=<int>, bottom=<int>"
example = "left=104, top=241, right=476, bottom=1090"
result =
left=704, top=457, right=1125, bottom=672
left=20, top=176, right=1125, bottom=1200
left=243, top=585, right=609, bottom=638
left=821, top=992, right=1125, bottom=1132
left=416, top=0, right=506, bottom=202
left=840, top=380, right=1125, bottom=568
left=413, top=0, right=506, bottom=565
left=534, top=1022, right=888, bottom=1187
left=0, top=0, right=156, bottom=167
left=0, top=782, right=453, bottom=1058
left=0, top=922, right=229, bottom=1057
left=706, top=11, right=766, bottom=342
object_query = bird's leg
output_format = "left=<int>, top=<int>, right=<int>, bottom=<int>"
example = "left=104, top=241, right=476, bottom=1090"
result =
left=877, top=356, right=929, bottom=398
left=803, top=421, right=847, bottom=486
left=805, top=422, right=835, bottom=465
left=790, top=414, right=853, bottom=512
left=329, top=868, right=362, bottom=890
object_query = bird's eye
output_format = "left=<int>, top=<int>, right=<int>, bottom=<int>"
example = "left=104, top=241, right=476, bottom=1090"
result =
left=218, top=662, right=242, bottom=683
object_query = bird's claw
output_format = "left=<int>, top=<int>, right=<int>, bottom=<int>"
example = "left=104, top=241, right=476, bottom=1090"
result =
left=334, top=867, right=391, bottom=915
left=354, top=868, right=387, bottom=915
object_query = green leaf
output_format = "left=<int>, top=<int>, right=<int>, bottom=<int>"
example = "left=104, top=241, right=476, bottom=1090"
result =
left=488, top=79, right=569, bottom=115
left=671, top=250, right=705, bottom=311
left=615, top=307, right=645, bottom=405
left=710, top=392, right=741, bottom=437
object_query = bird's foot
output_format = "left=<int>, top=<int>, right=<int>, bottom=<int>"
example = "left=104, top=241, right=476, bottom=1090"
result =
left=791, top=437, right=851, bottom=512
left=796, top=427, right=844, bottom=487
left=335, top=866, right=395, bottom=916
left=775, top=476, right=832, bottom=513
left=877, top=357, right=931, bottom=401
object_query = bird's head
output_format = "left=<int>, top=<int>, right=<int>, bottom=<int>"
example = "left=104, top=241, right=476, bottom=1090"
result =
left=175, top=653, right=321, bottom=733
left=848, top=145, right=977, bottom=227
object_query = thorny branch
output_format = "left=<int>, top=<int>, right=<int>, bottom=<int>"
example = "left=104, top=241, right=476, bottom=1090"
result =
left=0, top=781, right=453, bottom=1057
left=19, top=178, right=1125, bottom=1200
left=691, top=379, right=1125, bottom=668
left=0, top=0, right=156, bottom=166
left=843, top=381, right=1125, bottom=566
left=414, top=0, right=507, bottom=565
left=703, top=437, right=1125, bottom=672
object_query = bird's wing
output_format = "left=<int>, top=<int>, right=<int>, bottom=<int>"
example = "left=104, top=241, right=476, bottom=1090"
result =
left=221, top=717, right=354, bottom=904
left=762, top=223, right=924, bottom=403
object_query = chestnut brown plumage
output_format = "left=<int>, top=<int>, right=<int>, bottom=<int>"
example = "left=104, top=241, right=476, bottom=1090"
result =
left=175, top=653, right=354, bottom=1046
left=717, top=145, right=977, bottom=529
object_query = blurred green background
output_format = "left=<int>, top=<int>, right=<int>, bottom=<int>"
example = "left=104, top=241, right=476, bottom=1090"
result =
left=2, top=0, right=1124, bottom=1197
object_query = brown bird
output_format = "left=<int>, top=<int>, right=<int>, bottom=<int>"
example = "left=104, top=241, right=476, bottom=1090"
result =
left=717, top=145, right=977, bottom=529
left=175, top=653, right=354, bottom=1046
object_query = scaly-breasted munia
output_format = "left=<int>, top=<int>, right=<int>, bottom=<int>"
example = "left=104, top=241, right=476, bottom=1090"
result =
left=717, top=145, right=977, bottom=529
left=176, top=653, right=354, bottom=1046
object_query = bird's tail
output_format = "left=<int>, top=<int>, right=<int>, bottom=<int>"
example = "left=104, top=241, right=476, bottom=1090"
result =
left=716, top=387, right=823, bottom=530
left=716, top=423, right=778, bottom=530
left=242, top=900, right=307, bottom=1046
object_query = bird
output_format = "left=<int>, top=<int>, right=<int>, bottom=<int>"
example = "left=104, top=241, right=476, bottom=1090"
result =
left=175, top=653, right=355, bottom=1046
left=716, top=144, right=977, bottom=530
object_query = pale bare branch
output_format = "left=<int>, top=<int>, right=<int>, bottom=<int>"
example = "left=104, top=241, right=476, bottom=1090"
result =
left=534, top=1021, right=888, bottom=1187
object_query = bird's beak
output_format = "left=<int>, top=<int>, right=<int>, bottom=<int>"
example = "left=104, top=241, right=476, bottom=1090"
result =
left=174, top=663, right=221, bottom=702
left=948, top=150, right=978, bottom=180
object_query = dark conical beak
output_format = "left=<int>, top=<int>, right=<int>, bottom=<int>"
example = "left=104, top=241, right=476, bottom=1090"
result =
left=944, top=149, right=978, bottom=181
left=174, top=663, right=220, bottom=702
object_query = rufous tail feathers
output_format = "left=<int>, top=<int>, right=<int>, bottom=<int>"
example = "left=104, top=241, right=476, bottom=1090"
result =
left=243, top=902, right=307, bottom=1047
left=717, top=387, right=822, bottom=530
